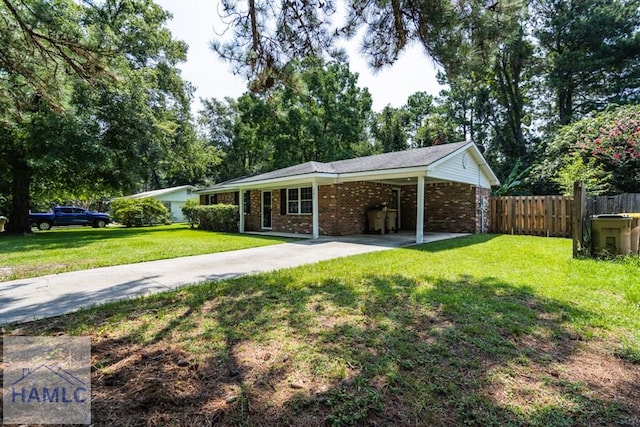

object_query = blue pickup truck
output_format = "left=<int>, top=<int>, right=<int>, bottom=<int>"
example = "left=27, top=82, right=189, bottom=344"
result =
left=29, top=206, right=111, bottom=230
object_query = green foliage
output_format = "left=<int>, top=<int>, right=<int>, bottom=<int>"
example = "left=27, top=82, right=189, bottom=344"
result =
left=181, top=198, right=201, bottom=228
left=201, top=58, right=373, bottom=181
left=8, top=235, right=640, bottom=424
left=0, top=0, right=109, bottom=111
left=534, top=0, right=640, bottom=125
left=493, top=159, right=533, bottom=196
left=371, top=106, right=407, bottom=152
left=111, top=197, right=169, bottom=227
left=0, top=224, right=291, bottom=280
left=194, top=204, right=239, bottom=232
left=539, top=105, right=640, bottom=193
left=272, top=58, right=373, bottom=167
left=325, top=377, right=383, bottom=426
left=552, top=154, right=611, bottom=196
left=0, top=0, right=213, bottom=234
left=213, top=0, right=521, bottom=91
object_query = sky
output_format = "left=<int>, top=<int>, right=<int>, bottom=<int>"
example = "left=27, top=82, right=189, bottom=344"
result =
left=153, top=0, right=444, bottom=113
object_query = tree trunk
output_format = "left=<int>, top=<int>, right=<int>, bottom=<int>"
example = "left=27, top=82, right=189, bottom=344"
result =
left=558, top=84, right=573, bottom=126
left=6, top=158, right=32, bottom=234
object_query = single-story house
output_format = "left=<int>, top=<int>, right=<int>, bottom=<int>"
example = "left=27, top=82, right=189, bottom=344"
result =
left=125, top=185, right=197, bottom=222
left=196, top=141, right=499, bottom=243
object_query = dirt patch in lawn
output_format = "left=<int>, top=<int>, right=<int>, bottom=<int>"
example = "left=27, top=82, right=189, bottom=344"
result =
left=1, top=328, right=637, bottom=427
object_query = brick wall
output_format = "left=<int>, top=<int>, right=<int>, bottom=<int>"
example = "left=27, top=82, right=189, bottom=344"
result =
left=267, top=182, right=394, bottom=235
left=206, top=181, right=489, bottom=235
left=333, top=182, right=394, bottom=235
left=244, top=191, right=262, bottom=232
left=216, top=192, right=236, bottom=205
left=271, top=188, right=313, bottom=234
left=318, top=185, right=339, bottom=235
left=402, top=182, right=486, bottom=233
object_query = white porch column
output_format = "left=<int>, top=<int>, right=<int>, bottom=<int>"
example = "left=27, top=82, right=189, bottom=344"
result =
left=416, top=175, right=425, bottom=244
left=238, top=190, right=245, bottom=233
left=312, top=180, right=319, bottom=239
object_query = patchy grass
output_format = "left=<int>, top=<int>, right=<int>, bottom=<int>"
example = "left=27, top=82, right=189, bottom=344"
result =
left=1, top=235, right=639, bottom=426
left=0, top=224, right=292, bottom=281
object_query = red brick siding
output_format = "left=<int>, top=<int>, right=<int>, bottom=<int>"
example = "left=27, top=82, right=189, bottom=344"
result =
left=271, top=188, right=313, bottom=234
left=266, top=182, right=393, bottom=235
left=216, top=192, right=236, bottom=205
left=318, top=185, right=339, bottom=235
left=244, top=191, right=262, bottom=232
left=333, top=182, right=394, bottom=235
left=401, top=185, right=418, bottom=231
left=209, top=181, right=488, bottom=235
left=402, top=182, right=485, bottom=233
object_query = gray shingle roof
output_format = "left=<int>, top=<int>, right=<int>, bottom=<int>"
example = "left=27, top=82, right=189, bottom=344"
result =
left=235, top=141, right=469, bottom=184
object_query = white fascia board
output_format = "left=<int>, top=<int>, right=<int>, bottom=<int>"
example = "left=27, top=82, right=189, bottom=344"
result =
left=202, top=173, right=338, bottom=192
left=335, top=166, right=427, bottom=183
left=194, top=188, right=234, bottom=195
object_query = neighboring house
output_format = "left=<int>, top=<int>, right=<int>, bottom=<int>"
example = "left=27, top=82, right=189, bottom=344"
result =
left=125, top=185, right=197, bottom=222
left=196, top=142, right=500, bottom=243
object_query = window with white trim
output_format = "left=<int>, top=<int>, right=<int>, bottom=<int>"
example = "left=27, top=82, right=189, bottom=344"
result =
left=287, top=186, right=312, bottom=214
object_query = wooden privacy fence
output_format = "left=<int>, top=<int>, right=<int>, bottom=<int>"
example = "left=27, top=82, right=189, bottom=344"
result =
left=588, top=193, right=640, bottom=215
left=490, top=196, right=574, bottom=237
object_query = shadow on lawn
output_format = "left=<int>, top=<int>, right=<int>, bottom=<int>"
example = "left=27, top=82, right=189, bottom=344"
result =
left=2, top=271, right=638, bottom=426
left=412, top=233, right=500, bottom=252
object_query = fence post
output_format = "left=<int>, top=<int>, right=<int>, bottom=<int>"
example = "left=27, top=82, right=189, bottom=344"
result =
left=572, top=182, right=586, bottom=258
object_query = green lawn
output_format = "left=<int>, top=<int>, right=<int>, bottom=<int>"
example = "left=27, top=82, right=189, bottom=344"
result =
left=3, top=234, right=638, bottom=426
left=0, top=224, right=292, bottom=281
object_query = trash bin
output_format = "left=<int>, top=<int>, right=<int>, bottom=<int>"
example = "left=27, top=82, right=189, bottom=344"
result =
left=385, top=209, right=397, bottom=233
left=367, top=209, right=386, bottom=234
left=630, top=215, right=640, bottom=254
left=591, top=214, right=632, bottom=256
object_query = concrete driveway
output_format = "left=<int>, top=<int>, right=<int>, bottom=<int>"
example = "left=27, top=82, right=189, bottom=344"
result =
left=0, top=232, right=466, bottom=325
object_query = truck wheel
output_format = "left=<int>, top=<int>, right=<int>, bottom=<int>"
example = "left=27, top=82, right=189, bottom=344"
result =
left=93, top=220, right=107, bottom=228
left=38, top=221, right=52, bottom=231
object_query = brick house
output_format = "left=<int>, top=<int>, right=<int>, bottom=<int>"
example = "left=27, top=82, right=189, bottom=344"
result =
left=196, top=141, right=499, bottom=243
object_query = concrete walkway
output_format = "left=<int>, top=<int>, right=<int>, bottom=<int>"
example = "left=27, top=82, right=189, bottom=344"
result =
left=0, top=233, right=466, bottom=325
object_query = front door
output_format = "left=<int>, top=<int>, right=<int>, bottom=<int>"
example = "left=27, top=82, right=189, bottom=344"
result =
left=262, top=191, right=272, bottom=229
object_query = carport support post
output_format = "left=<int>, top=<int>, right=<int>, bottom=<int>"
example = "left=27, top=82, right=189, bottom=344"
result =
left=239, top=190, right=245, bottom=233
left=312, top=180, right=319, bottom=239
left=416, top=175, right=425, bottom=244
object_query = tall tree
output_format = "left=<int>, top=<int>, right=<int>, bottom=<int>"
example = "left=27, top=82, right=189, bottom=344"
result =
left=414, top=101, right=465, bottom=147
left=213, top=0, right=523, bottom=89
left=402, top=91, right=434, bottom=148
left=1, top=0, right=203, bottom=233
left=272, top=58, right=372, bottom=166
left=200, top=58, right=373, bottom=179
left=372, top=106, right=407, bottom=153
left=0, top=0, right=113, bottom=111
left=199, top=94, right=273, bottom=182
left=534, top=0, right=640, bottom=125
